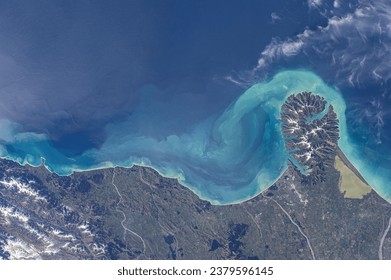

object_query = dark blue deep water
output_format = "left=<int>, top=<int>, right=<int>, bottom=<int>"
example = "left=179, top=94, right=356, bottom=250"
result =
left=0, top=0, right=390, bottom=204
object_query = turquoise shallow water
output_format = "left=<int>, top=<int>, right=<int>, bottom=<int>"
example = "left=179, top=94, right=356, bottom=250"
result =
left=0, top=70, right=390, bottom=204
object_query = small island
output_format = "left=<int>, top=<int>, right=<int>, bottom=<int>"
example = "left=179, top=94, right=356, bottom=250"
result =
left=280, top=92, right=339, bottom=177
left=280, top=91, right=371, bottom=197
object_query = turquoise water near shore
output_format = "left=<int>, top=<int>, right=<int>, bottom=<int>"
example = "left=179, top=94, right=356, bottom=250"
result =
left=1, top=70, right=390, bottom=204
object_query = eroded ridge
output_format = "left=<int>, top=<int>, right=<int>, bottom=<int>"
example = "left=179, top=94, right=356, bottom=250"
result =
left=280, top=92, right=339, bottom=180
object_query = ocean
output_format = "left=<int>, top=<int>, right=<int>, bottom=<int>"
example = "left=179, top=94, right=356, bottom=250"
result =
left=0, top=1, right=390, bottom=204
left=1, top=70, right=390, bottom=204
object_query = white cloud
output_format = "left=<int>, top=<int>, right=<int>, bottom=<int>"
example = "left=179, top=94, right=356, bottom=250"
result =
left=256, top=39, right=304, bottom=69
left=271, top=12, right=281, bottom=23
left=256, top=0, right=391, bottom=85
left=308, top=0, right=322, bottom=8
left=251, top=0, right=391, bottom=144
left=281, top=41, right=305, bottom=56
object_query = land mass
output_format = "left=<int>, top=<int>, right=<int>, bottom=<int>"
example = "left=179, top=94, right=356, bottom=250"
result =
left=336, top=147, right=369, bottom=185
left=0, top=92, right=390, bottom=260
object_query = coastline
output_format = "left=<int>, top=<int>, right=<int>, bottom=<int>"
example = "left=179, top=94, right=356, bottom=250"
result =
left=0, top=70, right=390, bottom=205
left=336, top=146, right=369, bottom=186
